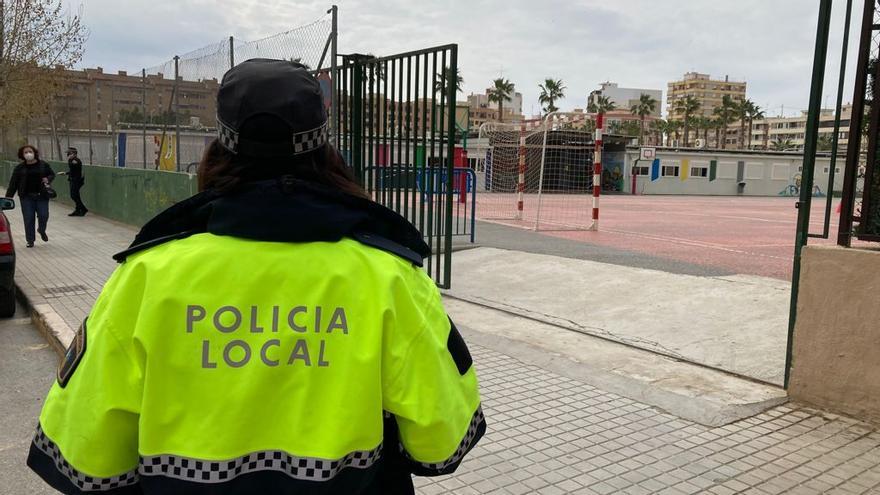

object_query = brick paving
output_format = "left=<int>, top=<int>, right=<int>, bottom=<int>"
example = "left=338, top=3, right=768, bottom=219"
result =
left=7, top=197, right=880, bottom=494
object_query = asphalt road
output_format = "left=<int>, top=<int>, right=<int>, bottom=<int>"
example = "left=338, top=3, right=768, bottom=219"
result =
left=0, top=305, right=57, bottom=494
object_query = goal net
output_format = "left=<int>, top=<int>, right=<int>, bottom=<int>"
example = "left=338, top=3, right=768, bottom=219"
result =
left=475, top=113, right=596, bottom=230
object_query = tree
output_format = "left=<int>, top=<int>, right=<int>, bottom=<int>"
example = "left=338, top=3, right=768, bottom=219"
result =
left=588, top=95, right=616, bottom=115
left=746, top=102, right=764, bottom=149
left=434, top=66, right=463, bottom=97
left=771, top=138, right=795, bottom=151
left=817, top=134, right=834, bottom=152
left=630, top=93, right=657, bottom=145
left=538, top=78, right=566, bottom=114
left=713, top=96, right=738, bottom=149
left=668, top=120, right=683, bottom=146
left=651, top=119, right=670, bottom=146
left=735, top=99, right=754, bottom=149
left=0, top=0, right=87, bottom=150
left=673, top=96, right=700, bottom=147
left=487, top=78, right=514, bottom=122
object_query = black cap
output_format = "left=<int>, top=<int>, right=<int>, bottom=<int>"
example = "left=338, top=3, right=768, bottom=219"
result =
left=217, top=58, right=328, bottom=158
left=67, top=147, right=78, bottom=154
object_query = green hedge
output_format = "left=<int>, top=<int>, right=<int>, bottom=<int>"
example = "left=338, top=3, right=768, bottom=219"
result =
left=0, top=161, right=198, bottom=227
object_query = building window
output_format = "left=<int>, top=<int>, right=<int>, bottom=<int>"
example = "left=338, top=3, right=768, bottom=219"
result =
left=691, top=167, right=708, bottom=178
left=633, top=166, right=650, bottom=176
left=662, top=166, right=680, bottom=177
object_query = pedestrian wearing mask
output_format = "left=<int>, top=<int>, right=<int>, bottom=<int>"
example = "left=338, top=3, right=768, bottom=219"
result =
left=5, top=145, right=55, bottom=248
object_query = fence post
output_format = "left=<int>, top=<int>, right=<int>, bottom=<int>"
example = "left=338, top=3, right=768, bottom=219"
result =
left=142, top=68, right=147, bottom=169
left=785, top=0, right=833, bottom=389
left=229, top=36, right=234, bottom=69
left=87, top=80, right=93, bottom=165
left=351, top=55, right=364, bottom=183
left=329, top=5, right=338, bottom=145
left=174, top=55, right=181, bottom=172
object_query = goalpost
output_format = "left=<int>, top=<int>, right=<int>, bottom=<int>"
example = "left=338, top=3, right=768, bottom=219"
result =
left=475, top=112, right=603, bottom=231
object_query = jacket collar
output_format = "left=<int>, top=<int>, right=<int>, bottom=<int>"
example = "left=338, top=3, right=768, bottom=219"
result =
left=113, top=177, right=430, bottom=265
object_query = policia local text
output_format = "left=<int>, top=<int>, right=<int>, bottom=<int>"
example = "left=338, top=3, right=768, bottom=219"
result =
left=187, top=305, right=350, bottom=369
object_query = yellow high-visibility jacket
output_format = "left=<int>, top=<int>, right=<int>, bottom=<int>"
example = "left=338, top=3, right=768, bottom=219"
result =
left=28, top=179, right=485, bottom=495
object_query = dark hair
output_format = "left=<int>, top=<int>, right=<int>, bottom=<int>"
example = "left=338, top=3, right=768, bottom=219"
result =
left=17, top=145, right=39, bottom=162
left=197, top=139, right=368, bottom=199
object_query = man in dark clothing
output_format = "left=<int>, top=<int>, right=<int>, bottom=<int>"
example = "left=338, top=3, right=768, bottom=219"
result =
left=60, top=147, right=87, bottom=216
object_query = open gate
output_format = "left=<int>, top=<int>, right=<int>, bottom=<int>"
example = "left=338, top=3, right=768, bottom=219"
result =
left=334, top=45, right=459, bottom=288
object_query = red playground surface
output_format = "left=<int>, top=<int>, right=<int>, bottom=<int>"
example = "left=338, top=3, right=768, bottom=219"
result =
left=477, top=194, right=843, bottom=280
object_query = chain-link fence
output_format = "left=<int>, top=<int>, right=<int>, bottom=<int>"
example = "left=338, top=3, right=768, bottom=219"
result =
left=29, top=7, right=337, bottom=171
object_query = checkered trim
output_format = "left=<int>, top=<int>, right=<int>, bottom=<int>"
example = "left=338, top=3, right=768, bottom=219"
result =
left=32, top=425, right=140, bottom=491
left=216, top=119, right=327, bottom=156
left=138, top=443, right=382, bottom=484
left=217, top=118, right=240, bottom=153
left=404, top=405, right=485, bottom=472
left=292, top=122, right=328, bottom=155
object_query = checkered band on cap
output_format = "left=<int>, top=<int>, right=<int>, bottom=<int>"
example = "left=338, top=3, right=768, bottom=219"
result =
left=217, top=118, right=327, bottom=156
left=292, top=123, right=328, bottom=155
left=217, top=118, right=240, bottom=153
left=32, top=424, right=140, bottom=491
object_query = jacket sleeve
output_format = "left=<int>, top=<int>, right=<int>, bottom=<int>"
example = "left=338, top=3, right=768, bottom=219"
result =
left=44, top=162, right=56, bottom=183
left=6, top=166, right=19, bottom=198
left=382, top=270, right=485, bottom=477
left=27, top=267, right=144, bottom=494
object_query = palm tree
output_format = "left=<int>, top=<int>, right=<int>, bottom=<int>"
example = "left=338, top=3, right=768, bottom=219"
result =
left=630, top=93, right=658, bottom=145
left=650, top=119, right=668, bottom=146
left=735, top=99, right=753, bottom=149
left=699, top=116, right=712, bottom=144
left=538, top=78, right=566, bottom=114
left=487, top=78, right=515, bottom=122
left=673, top=96, right=701, bottom=147
left=771, top=138, right=795, bottom=151
left=588, top=95, right=617, bottom=115
left=434, top=66, right=464, bottom=97
left=668, top=120, right=683, bottom=146
left=713, top=96, right=738, bottom=149
left=746, top=103, right=764, bottom=149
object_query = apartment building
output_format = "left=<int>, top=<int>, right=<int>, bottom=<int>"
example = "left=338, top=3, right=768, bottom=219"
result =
left=667, top=72, right=747, bottom=119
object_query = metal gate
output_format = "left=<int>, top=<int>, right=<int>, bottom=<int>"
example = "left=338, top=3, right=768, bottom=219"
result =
left=334, top=45, right=459, bottom=288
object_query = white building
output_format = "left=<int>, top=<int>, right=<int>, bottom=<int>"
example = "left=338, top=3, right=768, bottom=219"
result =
left=468, top=91, right=523, bottom=117
left=588, top=82, right=662, bottom=117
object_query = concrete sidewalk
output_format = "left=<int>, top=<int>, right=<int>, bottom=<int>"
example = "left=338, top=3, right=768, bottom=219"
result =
left=8, top=199, right=880, bottom=494
left=6, top=197, right=135, bottom=351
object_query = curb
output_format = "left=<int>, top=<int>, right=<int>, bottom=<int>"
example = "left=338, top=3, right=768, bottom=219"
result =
left=16, top=281, right=75, bottom=359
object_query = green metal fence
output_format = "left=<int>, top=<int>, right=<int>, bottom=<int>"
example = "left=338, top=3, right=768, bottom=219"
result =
left=335, top=45, right=459, bottom=288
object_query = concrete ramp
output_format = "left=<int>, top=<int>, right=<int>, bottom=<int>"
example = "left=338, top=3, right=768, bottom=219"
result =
left=447, top=247, right=791, bottom=386
left=446, top=297, right=788, bottom=427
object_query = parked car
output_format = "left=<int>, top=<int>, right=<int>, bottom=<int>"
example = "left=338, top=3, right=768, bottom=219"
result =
left=0, top=197, right=16, bottom=317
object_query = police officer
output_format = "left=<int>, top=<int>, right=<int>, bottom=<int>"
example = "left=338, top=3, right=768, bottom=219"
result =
left=58, top=147, right=87, bottom=216
left=27, top=59, right=485, bottom=494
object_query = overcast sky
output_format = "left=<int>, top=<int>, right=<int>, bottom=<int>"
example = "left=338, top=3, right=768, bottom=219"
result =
left=69, top=0, right=860, bottom=119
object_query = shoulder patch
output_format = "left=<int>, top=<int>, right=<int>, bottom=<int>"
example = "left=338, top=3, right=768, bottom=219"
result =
left=446, top=318, right=473, bottom=375
left=58, top=320, right=87, bottom=388
left=351, top=232, right=425, bottom=267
